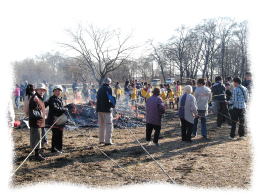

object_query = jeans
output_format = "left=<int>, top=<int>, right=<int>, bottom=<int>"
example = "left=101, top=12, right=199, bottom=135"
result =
left=146, top=123, right=161, bottom=144
left=193, top=110, right=207, bottom=137
left=15, top=96, right=20, bottom=108
left=230, top=108, right=246, bottom=138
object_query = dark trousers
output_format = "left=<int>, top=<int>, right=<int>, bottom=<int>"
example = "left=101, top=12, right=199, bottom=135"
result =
left=146, top=123, right=161, bottom=144
left=230, top=108, right=245, bottom=138
left=217, top=102, right=230, bottom=127
left=51, top=128, right=63, bottom=151
left=180, top=118, right=193, bottom=141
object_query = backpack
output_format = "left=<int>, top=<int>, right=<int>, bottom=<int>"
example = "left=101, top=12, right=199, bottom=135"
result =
left=178, top=94, right=187, bottom=119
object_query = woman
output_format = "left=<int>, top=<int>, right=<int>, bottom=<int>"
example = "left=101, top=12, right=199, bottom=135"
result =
left=24, top=84, right=35, bottom=117
left=178, top=85, right=198, bottom=142
left=45, top=85, right=68, bottom=154
left=114, top=82, right=122, bottom=100
left=14, top=84, right=20, bottom=109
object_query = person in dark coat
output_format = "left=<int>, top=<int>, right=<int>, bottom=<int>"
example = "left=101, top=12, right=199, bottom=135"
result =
left=96, top=78, right=115, bottom=145
left=45, top=85, right=68, bottom=154
left=211, top=76, right=230, bottom=128
left=29, top=83, right=47, bottom=161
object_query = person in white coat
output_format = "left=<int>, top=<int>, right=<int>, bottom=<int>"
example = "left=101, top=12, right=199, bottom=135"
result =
left=178, top=85, right=198, bottom=142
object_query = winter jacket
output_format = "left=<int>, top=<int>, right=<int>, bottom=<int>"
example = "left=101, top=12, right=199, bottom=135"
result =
left=211, top=81, right=226, bottom=102
left=29, top=93, right=46, bottom=128
left=45, top=95, right=67, bottom=127
left=145, top=95, right=165, bottom=126
left=96, top=84, right=113, bottom=113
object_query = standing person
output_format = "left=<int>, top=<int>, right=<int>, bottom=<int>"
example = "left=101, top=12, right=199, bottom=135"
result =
left=131, top=84, right=138, bottom=106
left=20, top=83, right=25, bottom=102
left=211, top=76, right=230, bottom=128
left=179, top=85, right=198, bottom=142
left=145, top=88, right=165, bottom=146
left=192, top=79, right=212, bottom=139
left=45, top=85, right=68, bottom=154
left=72, top=80, right=79, bottom=99
left=24, top=84, right=35, bottom=117
left=124, top=80, right=131, bottom=105
left=62, top=85, right=69, bottom=105
left=28, top=83, right=47, bottom=161
left=114, top=82, right=122, bottom=100
left=82, top=83, right=90, bottom=103
left=242, top=72, right=252, bottom=96
left=175, top=81, right=182, bottom=110
left=192, top=79, right=197, bottom=94
left=96, top=78, right=115, bottom=145
left=167, top=88, right=175, bottom=109
left=14, top=84, right=20, bottom=109
left=141, top=82, right=148, bottom=103
left=90, top=85, right=97, bottom=103
left=229, top=77, right=248, bottom=140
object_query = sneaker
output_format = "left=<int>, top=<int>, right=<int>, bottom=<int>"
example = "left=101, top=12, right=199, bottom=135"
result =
left=228, top=136, right=236, bottom=140
left=104, top=143, right=114, bottom=146
left=238, top=136, right=246, bottom=140
left=51, top=148, right=63, bottom=154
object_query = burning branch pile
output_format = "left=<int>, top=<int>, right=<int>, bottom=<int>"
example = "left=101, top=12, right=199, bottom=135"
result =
left=65, top=103, right=146, bottom=129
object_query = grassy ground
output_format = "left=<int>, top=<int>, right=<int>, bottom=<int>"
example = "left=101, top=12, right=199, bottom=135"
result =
left=11, top=107, right=252, bottom=188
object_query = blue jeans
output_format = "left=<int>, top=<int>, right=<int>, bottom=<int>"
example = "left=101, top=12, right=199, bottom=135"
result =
left=193, top=110, right=207, bottom=137
left=15, top=96, right=20, bottom=108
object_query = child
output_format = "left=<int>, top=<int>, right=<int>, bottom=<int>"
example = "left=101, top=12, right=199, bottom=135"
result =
left=168, top=88, right=175, bottom=109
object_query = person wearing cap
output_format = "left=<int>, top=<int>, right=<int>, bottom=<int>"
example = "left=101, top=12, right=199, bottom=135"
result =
left=145, top=87, right=165, bottom=146
left=45, top=85, right=68, bottom=154
left=28, top=83, right=47, bottom=161
left=96, top=78, right=115, bottom=145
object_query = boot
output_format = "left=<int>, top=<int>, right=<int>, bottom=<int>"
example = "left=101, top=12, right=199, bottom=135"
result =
left=35, top=149, right=46, bottom=161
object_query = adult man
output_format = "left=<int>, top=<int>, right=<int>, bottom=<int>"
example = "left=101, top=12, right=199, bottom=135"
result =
left=46, top=85, right=68, bottom=154
left=193, top=78, right=212, bottom=139
left=145, top=88, right=165, bottom=146
left=242, top=72, right=252, bottom=96
left=229, top=77, right=248, bottom=140
left=28, top=83, right=47, bottom=161
left=211, top=76, right=230, bottom=128
left=96, top=78, right=115, bottom=145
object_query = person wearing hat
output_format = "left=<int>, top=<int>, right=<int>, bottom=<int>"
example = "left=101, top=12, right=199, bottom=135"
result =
left=28, top=83, right=47, bottom=161
left=145, top=87, right=165, bottom=146
left=96, top=78, right=116, bottom=145
left=45, top=85, right=68, bottom=154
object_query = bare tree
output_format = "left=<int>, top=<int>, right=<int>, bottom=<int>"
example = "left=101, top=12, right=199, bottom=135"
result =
left=61, top=24, right=135, bottom=85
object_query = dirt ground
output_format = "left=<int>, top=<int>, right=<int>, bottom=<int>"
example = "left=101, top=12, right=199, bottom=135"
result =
left=11, top=108, right=252, bottom=189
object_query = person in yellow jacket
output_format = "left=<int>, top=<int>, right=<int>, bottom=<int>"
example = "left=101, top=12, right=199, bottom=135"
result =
left=114, top=82, right=122, bottom=100
left=160, top=84, right=168, bottom=108
left=175, top=80, right=183, bottom=110
left=145, top=84, right=152, bottom=102
left=131, top=84, right=138, bottom=105
left=167, top=88, right=175, bottom=109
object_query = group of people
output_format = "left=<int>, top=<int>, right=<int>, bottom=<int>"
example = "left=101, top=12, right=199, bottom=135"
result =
left=23, top=83, right=68, bottom=161
left=144, top=73, right=251, bottom=145
left=14, top=71, right=252, bottom=161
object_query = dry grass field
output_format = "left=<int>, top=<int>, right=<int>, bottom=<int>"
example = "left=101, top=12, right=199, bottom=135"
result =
left=11, top=108, right=252, bottom=189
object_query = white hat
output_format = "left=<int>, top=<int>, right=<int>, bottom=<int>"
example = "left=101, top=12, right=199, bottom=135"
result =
left=53, top=85, right=63, bottom=92
left=104, top=78, right=112, bottom=84
left=35, top=83, right=47, bottom=91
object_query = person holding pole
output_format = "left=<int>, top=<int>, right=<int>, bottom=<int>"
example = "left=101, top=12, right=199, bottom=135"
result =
left=45, top=85, right=68, bottom=154
left=28, top=83, right=47, bottom=161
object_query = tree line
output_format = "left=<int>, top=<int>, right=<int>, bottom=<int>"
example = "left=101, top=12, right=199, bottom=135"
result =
left=13, top=17, right=248, bottom=85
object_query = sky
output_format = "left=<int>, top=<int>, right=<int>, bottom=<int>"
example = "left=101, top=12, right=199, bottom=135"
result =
left=0, top=0, right=254, bottom=61
left=1, top=0, right=260, bottom=194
